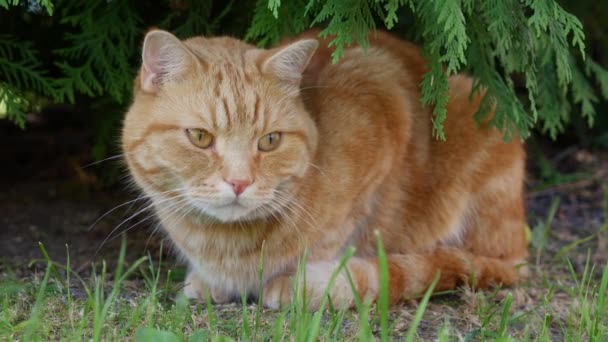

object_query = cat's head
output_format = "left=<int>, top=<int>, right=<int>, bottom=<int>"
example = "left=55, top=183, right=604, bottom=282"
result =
left=122, top=30, right=319, bottom=223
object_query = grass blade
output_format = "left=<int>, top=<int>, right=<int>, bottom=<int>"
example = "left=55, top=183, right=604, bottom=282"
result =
left=307, top=246, right=355, bottom=341
left=375, top=231, right=390, bottom=342
left=22, top=256, right=52, bottom=340
left=241, top=292, right=251, bottom=340
left=405, top=272, right=440, bottom=342
left=498, top=293, right=512, bottom=337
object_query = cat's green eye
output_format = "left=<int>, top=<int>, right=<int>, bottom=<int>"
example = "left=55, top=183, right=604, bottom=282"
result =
left=258, top=132, right=282, bottom=152
left=186, top=128, right=214, bottom=149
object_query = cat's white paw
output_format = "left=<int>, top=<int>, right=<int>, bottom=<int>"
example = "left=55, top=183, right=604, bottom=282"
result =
left=183, top=271, right=232, bottom=304
left=304, top=261, right=357, bottom=309
left=263, top=262, right=356, bottom=310
left=183, top=271, right=208, bottom=302
left=262, top=275, right=292, bottom=309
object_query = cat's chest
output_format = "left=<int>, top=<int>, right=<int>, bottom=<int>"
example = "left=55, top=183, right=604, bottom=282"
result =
left=165, top=219, right=293, bottom=284
left=179, top=234, right=296, bottom=294
left=168, top=224, right=263, bottom=263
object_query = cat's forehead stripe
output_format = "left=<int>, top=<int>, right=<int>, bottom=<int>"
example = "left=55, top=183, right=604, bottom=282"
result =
left=221, top=97, right=232, bottom=127
left=253, top=94, right=261, bottom=124
left=207, top=100, right=218, bottom=130
left=213, top=71, right=223, bottom=98
left=207, top=62, right=264, bottom=130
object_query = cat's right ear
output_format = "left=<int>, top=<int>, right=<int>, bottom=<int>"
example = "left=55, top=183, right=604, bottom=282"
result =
left=140, top=30, right=196, bottom=93
left=260, top=39, right=319, bottom=93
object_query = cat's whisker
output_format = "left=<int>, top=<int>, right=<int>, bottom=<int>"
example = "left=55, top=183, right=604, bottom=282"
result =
left=144, top=195, right=194, bottom=247
left=284, top=204, right=314, bottom=234
left=144, top=224, right=162, bottom=252
left=169, top=200, right=218, bottom=248
left=268, top=200, right=308, bottom=246
left=80, top=151, right=136, bottom=169
left=155, top=199, right=197, bottom=228
left=101, top=196, right=193, bottom=254
left=272, top=190, right=319, bottom=231
left=306, top=162, right=330, bottom=180
left=94, top=192, right=191, bottom=255
left=285, top=194, right=318, bottom=228
left=155, top=199, right=210, bottom=250
left=87, top=187, right=188, bottom=232
left=274, top=190, right=312, bottom=217
left=122, top=192, right=154, bottom=220
left=264, top=196, right=304, bottom=234
left=119, top=172, right=138, bottom=182
left=170, top=198, right=200, bottom=225
left=87, top=195, right=148, bottom=232
left=104, top=212, right=159, bottom=246
left=106, top=196, right=191, bottom=245
left=268, top=197, right=302, bottom=228
left=258, top=199, right=296, bottom=232
left=123, top=192, right=148, bottom=211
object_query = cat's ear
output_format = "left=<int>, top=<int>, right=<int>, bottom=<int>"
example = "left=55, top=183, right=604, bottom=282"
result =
left=140, top=30, right=197, bottom=93
left=261, top=39, right=318, bottom=92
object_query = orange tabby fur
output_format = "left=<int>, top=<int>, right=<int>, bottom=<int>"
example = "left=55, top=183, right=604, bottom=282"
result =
left=122, top=29, right=528, bottom=309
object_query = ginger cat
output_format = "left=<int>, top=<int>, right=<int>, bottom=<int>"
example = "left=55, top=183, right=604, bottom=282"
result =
left=122, top=28, right=528, bottom=309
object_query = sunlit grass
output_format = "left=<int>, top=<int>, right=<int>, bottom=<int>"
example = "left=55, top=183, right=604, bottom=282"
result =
left=0, top=99, right=7, bottom=118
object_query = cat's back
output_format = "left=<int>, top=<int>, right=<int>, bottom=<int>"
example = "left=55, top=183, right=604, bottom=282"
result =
left=305, top=43, right=417, bottom=169
left=430, top=75, right=525, bottom=188
left=310, top=33, right=422, bottom=98
left=301, top=32, right=524, bottom=209
left=285, top=30, right=522, bottom=193
left=307, top=36, right=421, bottom=129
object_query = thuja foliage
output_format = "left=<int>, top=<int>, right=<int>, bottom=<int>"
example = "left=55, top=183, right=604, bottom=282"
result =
left=1, top=0, right=607, bottom=141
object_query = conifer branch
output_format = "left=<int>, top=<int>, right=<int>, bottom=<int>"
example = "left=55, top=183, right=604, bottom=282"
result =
left=0, top=0, right=606, bottom=142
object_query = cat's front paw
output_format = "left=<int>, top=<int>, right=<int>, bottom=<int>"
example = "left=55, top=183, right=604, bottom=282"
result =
left=262, top=275, right=292, bottom=309
left=183, top=271, right=232, bottom=304
left=183, top=271, right=207, bottom=302
left=263, top=262, right=357, bottom=310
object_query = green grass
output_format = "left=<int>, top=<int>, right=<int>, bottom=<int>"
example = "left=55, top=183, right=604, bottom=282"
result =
left=1, top=216, right=608, bottom=341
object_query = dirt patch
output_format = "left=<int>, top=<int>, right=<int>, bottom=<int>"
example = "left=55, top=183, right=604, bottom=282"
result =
left=0, top=118, right=170, bottom=274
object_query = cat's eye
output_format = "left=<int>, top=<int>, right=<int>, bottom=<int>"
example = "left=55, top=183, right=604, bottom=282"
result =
left=258, top=132, right=282, bottom=152
left=186, top=128, right=214, bottom=149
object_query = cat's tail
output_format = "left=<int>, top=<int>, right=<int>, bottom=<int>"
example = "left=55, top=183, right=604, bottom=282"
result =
left=263, top=248, right=525, bottom=309
left=347, top=248, right=524, bottom=304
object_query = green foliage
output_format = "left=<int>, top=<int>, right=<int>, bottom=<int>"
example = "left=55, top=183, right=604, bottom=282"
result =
left=160, top=0, right=235, bottom=38
left=246, top=0, right=311, bottom=47
left=1, top=0, right=607, bottom=143
left=54, top=1, right=142, bottom=104
left=309, top=0, right=379, bottom=62
left=0, top=0, right=48, bottom=13
left=247, top=0, right=608, bottom=140
left=0, top=85, right=27, bottom=128
left=0, top=35, right=63, bottom=128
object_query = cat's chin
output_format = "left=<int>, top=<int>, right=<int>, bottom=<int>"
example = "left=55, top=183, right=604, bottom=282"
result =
left=189, top=202, right=269, bottom=224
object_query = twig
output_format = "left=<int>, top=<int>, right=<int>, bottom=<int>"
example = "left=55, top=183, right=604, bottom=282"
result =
left=527, top=169, right=608, bottom=199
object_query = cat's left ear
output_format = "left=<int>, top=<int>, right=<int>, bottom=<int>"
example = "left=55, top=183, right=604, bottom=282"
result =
left=261, top=39, right=318, bottom=92
left=140, top=30, right=198, bottom=93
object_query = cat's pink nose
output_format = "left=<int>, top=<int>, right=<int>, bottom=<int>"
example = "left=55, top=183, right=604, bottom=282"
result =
left=225, top=179, right=252, bottom=196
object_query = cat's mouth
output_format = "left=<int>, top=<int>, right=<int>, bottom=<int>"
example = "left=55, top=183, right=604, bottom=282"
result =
left=217, top=200, right=246, bottom=209
left=186, top=197, right=260, bottom=223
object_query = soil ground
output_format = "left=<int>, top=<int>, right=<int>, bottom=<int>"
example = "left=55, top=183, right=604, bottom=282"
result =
left=1, top=117, right=607, bottom=339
